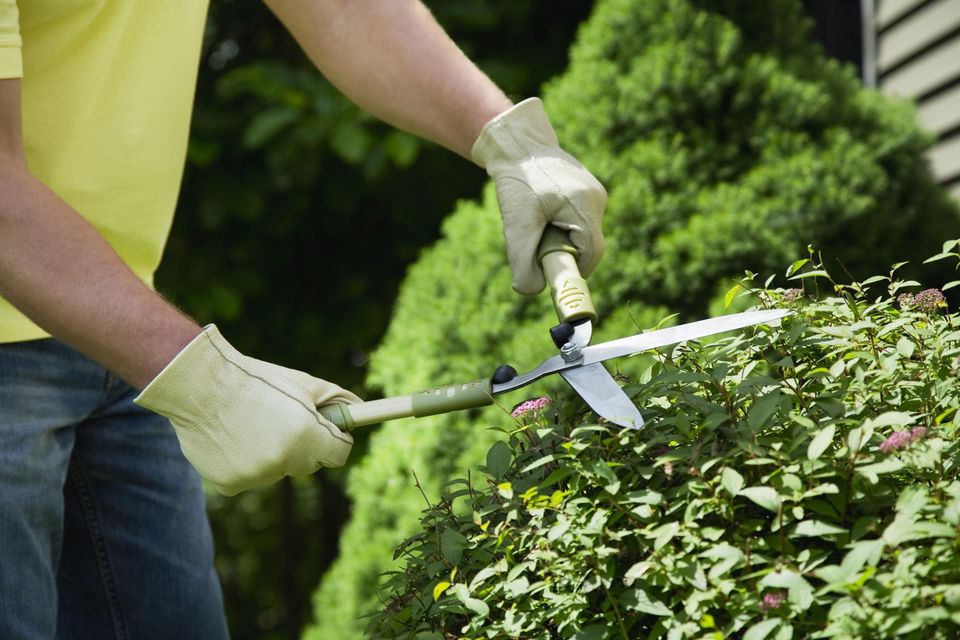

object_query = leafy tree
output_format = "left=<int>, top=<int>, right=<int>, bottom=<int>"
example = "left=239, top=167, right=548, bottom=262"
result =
left=309, top=0, right=959, bottom=637
left=370, top=252, right=960, bottom=638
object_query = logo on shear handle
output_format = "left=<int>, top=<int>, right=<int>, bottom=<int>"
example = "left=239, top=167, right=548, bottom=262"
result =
left=559, top=280, right=585, bottom=309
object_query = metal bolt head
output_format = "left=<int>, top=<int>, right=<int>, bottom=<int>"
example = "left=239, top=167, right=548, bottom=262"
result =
left=560, top=341, right=582, bottom=362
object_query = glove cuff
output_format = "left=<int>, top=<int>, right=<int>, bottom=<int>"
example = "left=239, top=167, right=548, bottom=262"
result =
left=134, top=324, right=229, bottom=419
left=470, top=97, right=558, bottom=169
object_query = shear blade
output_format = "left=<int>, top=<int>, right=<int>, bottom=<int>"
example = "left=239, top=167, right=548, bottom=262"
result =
left=560, top=363, right=643, bottom=430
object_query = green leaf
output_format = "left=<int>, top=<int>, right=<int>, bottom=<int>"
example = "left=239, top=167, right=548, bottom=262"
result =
left=572, top=625, right=612, bottom=640
left=789, top=412, right=816, bottom=429
left=896, top=336, right=915, bottom=358
left=743, top=618, right=781, bottom=640
left=774, top=624, right=794, bottom=640
left=883, top=515, right=954, bottom=545
left=440, top=528, right=467, bottom=565
left=793, top=520, right=848, bottom=537
left=703, top=544, right=744, bottom=579
left=486, top=441, right=512, bottom=480
left=882, top=515, right=916, bottom=546
left=923, top=252, right=955, bottom=264
left=621, top=587, right=671, bottom=616
left=748, top=390, right=783, bottom=430
left=818, top=540, right=884, bottom=585
left=450, top=584, right=489, bottom=618
left=383, top=130, right=419, bottom=167
left=521, top=454, right=555, bottom=473
left=855, top=458, right=904, bottom=483
left=469, top=566, right=499, bottom=590
left=866, top=411, right=915, bottom=429
left=786, top=259, right=810, bottom=277
left=807, top=425, right=835, bottom=460
left=330, top=121, right=373, bottom=164
left=242, top=106, right=298, bottom=148
left=802, top=483, right=839, bottom=499
left=432, top=581, right=451, bottom=602
left=942, top=280, right=960, bottom=291
left=739, top=487, right=781, bottom=513
left=623, top=561, right=653, bottom=587
left=789, top=269, right=830, bottom=280
left=724, top=283, right=743, bottom=309
left=897, top=486, right=930, bottom=517
left=913, top=522, right=957, bottom=539
left=721, top=467, right=745, bottom=496
left=503, top=576, right=530, bottom=598
left=589, top=460, right=621, bottom=495
left=653, top=521, right=680, bottom=550
left=846, top=426, right=873, bottom=454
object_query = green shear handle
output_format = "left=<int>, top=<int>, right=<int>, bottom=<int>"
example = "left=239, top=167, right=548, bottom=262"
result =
left=537, top=226, right=597, bottom=325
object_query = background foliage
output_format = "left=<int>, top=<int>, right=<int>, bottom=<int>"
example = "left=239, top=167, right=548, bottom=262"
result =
left=369, top=253, right=960, bottom=639
left=150, top=0, right=960, bottom=637
left=156, top=2, right=591, bottom=638
left=310, top=0, right=960, bottom=637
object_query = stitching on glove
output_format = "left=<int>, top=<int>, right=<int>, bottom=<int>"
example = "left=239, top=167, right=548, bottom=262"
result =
left=204, top=331, right=326, bottom=429
left=497, top=124, right=596, bottom=261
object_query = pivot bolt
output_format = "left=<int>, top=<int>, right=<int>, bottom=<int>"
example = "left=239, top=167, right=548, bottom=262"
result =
left=560, top=341, right=582, bottom=362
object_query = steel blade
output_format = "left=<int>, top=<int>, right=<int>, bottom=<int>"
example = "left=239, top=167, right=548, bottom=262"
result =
left=581, top=308, right=790, bottom=367
left=569, top=319, right=593, bottom=348
left=493, top=308, right=789, bottom=395
left=561, top=363, right=643, bottom=429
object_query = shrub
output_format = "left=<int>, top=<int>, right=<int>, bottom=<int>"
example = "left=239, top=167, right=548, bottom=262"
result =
left=369, top=249, right=960, bottom=639
left=307, top=0, right=959, bottom=635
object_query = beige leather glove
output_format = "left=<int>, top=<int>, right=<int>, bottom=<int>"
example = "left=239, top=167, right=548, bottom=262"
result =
left=135, top=325, right=359, bottom=496
left=471, top=97, right=607, bottom=295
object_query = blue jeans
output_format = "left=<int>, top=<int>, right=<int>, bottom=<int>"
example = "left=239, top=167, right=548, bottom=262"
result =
left=0, top=339, right=229, bottom=639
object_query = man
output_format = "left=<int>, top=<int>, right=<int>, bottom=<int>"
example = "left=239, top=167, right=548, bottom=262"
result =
left=0, top=0, right=605, bottom=637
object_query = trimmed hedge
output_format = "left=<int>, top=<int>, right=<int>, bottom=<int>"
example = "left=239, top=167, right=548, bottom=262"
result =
left=306, top=0, right=959, bottom=636
left=370, top=252, right=960, bottom=638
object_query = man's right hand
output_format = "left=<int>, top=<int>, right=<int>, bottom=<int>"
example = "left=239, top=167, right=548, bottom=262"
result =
left=135, top=325, right=360, bottom=496
left=471, top=98, right=607, bottom=295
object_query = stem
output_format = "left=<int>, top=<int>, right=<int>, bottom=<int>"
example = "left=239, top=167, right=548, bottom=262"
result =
left=778, top=502, right=786, bottom=562
left=603, top=584, right=630, bottom=640
left=412, top=468, right=433, bottom=510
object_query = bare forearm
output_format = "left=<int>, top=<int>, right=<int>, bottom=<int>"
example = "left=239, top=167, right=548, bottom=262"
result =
left=0, top=159, right=201, bottom=388
left=264, top=0, right=512, bottom=159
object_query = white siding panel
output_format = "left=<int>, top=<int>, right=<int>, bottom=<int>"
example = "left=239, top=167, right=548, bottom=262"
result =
left=916, top=83, right=960, bottom=136
left=928, top=135, right=960, bottom=181
left=881, top=37, right=960, bottom=97
left=877, top=0, right=929, bottom=27
left=877, top=0, right=960, bottom=70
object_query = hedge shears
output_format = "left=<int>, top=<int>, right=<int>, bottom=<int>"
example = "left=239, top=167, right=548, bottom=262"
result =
left=319, top=228, right=788, bottom=431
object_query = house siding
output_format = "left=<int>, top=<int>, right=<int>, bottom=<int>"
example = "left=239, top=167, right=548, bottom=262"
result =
left=873, top=0, right=960, bottom=201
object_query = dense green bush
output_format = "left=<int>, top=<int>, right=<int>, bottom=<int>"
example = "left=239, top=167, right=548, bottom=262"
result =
left=307, top=0, right=959, bottom=636
left=370, top=250, right=960, bottom=639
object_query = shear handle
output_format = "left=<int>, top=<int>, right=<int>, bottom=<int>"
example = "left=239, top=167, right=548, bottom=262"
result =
left=536, top=226, right=598, bottom=324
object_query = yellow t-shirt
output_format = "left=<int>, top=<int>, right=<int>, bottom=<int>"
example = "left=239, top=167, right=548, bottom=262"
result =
left=0, top=0, right=210, bottom=342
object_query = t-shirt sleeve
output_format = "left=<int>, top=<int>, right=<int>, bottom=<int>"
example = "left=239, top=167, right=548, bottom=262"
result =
left=0, top=0, right=22, bottom=79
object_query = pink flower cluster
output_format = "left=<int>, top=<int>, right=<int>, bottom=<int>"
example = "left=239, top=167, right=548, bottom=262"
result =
left=781, top=288, right=804, bottom=303
left=759, top=591, right=785, bottom=611
left=879, top=426, right=928, bottom=453
left=898, top=288, right=946, bottom=313
left=511, top=396, right=552, bottom=418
